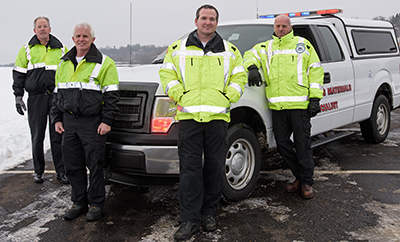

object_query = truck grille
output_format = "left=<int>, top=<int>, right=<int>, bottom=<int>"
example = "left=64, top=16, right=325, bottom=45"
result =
left=112, top=82, right=158, bottom=133
left=113, top=91, right=147, bottom=129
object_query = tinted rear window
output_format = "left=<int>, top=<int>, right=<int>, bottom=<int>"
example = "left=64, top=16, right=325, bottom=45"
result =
left=352, top=30, right=397, bottom=55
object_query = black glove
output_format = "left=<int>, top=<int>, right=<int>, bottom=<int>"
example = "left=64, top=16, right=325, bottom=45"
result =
left=15, top=96, right=26, bottom=115
left=247, top=65, right=262, bottom=87
left=308, top=98, right=321, bottom=117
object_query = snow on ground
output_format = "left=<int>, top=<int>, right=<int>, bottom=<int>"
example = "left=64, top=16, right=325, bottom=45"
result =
left=0, top=67, right=50, bottom=174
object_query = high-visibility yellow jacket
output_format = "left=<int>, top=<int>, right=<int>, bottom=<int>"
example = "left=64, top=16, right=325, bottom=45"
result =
left=159, top=31, right=247, bottom=123
left=243, top=30, right=324, bottom=110
left=13, top=34, right=67, bottom=96
left=51, top=44, right=119, bottom=126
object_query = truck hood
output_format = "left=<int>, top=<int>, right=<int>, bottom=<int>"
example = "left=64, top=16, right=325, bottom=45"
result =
left=117, top=64, right=166, bottom=96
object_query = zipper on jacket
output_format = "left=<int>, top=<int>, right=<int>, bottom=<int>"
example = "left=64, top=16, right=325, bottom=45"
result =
left=191, top=58, right=193, bottom=66
left=218, top=58, right=221, bottom=65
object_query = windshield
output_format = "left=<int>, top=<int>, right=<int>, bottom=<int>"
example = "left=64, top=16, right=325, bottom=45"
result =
left=151, top=24, right=274, bottom=63
left=218, top=24, right=274, bottom=55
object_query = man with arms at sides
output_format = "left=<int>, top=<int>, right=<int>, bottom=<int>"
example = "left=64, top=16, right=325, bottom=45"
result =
left=50, top=22, right=119, bottom=222
left=243, top=14, right=324, bottom=199
left=159, top=4, right=247, bottom=241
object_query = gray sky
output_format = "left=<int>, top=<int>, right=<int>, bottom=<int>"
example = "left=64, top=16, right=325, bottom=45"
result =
left=1, top=0, right=398, bottom=64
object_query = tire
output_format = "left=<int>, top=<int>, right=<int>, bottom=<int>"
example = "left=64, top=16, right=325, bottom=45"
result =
left=223, top=123, right=261, bottom=201
left=360, top=95, right=391, bottom=143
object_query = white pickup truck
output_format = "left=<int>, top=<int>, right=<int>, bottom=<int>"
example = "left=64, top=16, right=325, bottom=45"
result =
left=104, top=9, right=400, bottom=201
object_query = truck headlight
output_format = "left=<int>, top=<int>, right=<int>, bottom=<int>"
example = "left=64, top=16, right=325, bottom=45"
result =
left=151, top=97, right=177, bottom=133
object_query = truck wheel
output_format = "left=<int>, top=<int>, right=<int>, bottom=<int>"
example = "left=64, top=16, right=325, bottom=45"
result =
left=360, top=95, right=391, bottom=143
left=223, top=124, right=261, bottom=201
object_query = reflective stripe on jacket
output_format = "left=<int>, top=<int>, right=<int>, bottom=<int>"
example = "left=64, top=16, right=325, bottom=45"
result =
left=159, top=30, right=247, bottom=123
left=243, top=30, right=324, bottom=110
left=12, top=34, right=67, bottom=96
left=51, top=44, right=119, bottom=126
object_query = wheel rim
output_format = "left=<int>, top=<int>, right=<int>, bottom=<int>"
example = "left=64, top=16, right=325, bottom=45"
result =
left=225, top=138, right=256, bottom=190
left=376, top=103, right=389, bottom=135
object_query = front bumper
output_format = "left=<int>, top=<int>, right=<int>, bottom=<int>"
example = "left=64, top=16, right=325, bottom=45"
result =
left=106, top=143, right=179, bottom=174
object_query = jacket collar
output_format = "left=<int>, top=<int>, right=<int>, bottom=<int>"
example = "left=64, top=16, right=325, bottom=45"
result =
left=62, top=43, right=102, bottom=66
left=186, top=30, right=225, bottom=53
left=272, top=30, right=295, bottom=44
left=28, top=34, right=63, bottom=49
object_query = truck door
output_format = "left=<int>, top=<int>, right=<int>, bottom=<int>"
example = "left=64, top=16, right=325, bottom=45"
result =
left=293, top=25, right=355, bottom=135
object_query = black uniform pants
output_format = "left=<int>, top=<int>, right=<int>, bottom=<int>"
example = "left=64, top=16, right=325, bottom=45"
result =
left=62, top=114, right=106, bottom=208
left=178, top=120, right=228, bottom=223
left=272, top=109, right=314, bottom=185
left=27, top=93, right=64, bottom=175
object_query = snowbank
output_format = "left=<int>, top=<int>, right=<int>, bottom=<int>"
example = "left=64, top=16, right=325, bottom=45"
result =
left=0, top=67, right=50, bottom=173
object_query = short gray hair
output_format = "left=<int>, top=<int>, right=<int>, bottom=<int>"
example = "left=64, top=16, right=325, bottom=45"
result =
left=34, top=16, right=50, bottom=28
left=73, top=22, right=95, bottom=38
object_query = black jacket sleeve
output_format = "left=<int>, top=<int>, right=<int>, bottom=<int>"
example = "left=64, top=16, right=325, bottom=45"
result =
left=50, top=92, right=63, bottom=125
left=101, top=90, right=120, bottom=126
left=12, top=70, right=26, bottom=97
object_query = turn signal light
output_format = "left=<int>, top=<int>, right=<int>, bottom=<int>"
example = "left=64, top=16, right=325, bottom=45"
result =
left=152, top=118, right=174, bottom=133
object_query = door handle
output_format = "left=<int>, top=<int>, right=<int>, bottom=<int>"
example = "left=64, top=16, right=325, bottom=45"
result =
left=324, top=72, right=331, bottom=84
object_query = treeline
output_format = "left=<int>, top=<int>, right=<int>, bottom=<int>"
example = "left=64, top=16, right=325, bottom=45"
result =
left=390, top=13, right=400, bottom=36
left=99, top=44, right=167, bottom=65
left=373, top=12, right=400, bottom=36
left=0, top=44, right=167, bottom=67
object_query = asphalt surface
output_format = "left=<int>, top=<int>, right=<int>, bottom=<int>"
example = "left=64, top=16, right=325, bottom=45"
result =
left=1, top=109, right=400, bottom=241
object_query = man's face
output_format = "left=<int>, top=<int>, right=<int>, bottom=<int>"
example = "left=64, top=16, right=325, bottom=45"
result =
left=72, top=26, right=95, bottom=53
left=195, top=8, right=218, bottom=38
left=33, top=18, right=51, bottom=43
left=274, top=16, right=292, bottom=38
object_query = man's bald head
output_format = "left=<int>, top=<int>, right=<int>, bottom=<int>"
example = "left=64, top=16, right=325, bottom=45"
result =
left=274, top=14, right=292, bottom=38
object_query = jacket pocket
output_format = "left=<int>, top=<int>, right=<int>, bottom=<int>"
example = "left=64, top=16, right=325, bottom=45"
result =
left=81, top=90, right=103, bottom=116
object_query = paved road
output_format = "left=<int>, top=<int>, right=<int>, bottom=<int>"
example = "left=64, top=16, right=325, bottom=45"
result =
left=1, top=109, right=400, bottom=241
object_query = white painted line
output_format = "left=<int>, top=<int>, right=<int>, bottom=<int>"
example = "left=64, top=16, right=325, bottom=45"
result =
left=316, top=170, right=400, bottom=174
left=261, top=170, right=400, bottom=175
left=2, top=170, right=57, bottom=174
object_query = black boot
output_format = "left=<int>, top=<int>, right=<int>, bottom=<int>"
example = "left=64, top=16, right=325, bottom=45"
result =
left=200, top=215, right=217, bottom=232
left=34, top=173, right=44, bottom=183
left=174, top=221, right=199, bottom=241
left=64, top=204, right=88, bottom=220
left=86, top=206, right=102, bottom=222
left=57, top=173, right=69, bottom=184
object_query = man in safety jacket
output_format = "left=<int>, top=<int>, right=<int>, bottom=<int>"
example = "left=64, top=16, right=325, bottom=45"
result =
left=50, top=22, right=119, bottom=222
left=243, top=14, right=324, bottom=199
left=12, top=16, right=68, bottom=184
left=159, top=4, right=247, bottom=241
